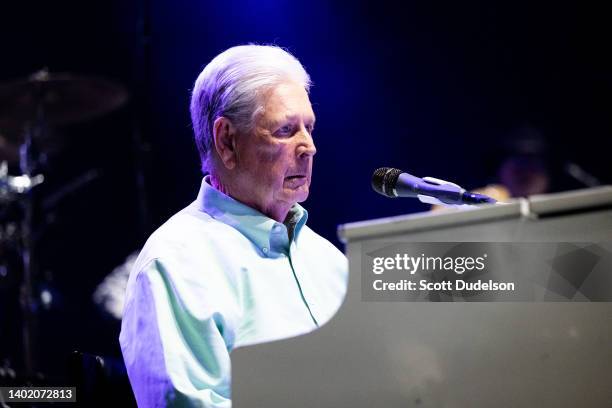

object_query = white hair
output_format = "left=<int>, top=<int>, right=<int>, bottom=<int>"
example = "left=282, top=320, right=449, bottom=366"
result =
left=190, top=44, right=312, bottom=172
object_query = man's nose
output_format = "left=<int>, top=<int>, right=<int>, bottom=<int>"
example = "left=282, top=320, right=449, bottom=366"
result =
left=296, top=128, right=317, bottom=158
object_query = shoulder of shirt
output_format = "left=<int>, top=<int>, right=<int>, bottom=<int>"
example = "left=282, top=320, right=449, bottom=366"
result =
left=130, top=201, right=244, bottom=277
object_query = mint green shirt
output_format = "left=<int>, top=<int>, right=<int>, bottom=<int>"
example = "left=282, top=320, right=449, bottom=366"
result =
left=120, top=177, right=348, bottom=407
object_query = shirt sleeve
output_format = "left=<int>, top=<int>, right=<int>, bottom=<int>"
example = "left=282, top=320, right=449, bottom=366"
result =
left=120, top=259, right=233, bottom=407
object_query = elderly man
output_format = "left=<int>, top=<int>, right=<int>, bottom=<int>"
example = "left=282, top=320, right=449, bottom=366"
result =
left=120, top=45, right=348, bottom=407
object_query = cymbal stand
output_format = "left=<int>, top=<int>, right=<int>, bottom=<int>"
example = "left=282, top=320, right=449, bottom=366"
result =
left=16, top=101, right=45, bottom=377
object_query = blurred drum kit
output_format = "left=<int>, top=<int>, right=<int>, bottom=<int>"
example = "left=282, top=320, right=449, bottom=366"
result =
left=0, top=69, right=128, bottom=379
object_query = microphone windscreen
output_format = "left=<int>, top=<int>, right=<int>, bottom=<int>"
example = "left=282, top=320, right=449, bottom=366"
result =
left=372, top=167, right=402, bottom=197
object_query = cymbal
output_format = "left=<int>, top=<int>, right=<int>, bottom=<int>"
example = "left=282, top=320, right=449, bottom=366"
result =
left=0, top=69, right=129, bottom=131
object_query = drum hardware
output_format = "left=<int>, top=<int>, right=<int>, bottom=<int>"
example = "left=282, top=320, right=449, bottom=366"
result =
left=0, top=161, right=44, bottom=196
left=0, top=69, right=128, bottom=376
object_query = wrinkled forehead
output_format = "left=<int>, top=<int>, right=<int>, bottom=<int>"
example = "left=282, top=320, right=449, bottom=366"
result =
left=256, top=82, right=315, bottom=126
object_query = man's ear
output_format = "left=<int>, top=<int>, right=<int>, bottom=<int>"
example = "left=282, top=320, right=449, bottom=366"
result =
left=212, top=117, right=238, bottom=170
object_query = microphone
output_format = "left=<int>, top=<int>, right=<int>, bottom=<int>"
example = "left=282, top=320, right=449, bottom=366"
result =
left=371, top=167, right=497, bottom=206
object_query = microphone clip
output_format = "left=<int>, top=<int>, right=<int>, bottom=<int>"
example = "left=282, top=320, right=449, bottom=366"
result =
left=417, top=177, right=471, bottom=208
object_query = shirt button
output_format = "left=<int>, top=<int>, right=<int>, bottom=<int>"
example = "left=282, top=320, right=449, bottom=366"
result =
left=262, top=247, right=269, bottom=254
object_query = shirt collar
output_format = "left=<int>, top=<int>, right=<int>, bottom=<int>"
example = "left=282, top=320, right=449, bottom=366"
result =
left=195, top=176, right=308, bottom=256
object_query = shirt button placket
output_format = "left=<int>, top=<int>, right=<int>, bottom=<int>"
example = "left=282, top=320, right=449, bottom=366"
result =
left=290, top=247, right=318, bottom=323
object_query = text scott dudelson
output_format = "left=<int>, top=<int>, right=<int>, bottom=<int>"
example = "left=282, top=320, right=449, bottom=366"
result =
left=373, top=279, right=515, bottom=291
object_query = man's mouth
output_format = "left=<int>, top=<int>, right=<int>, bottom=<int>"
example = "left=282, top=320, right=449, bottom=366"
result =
left=284, top=174, right=308, bottom=188
left=285, top=171, right=308, bottom=180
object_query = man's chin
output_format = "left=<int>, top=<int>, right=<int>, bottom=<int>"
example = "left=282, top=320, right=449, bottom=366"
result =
left=283, top=187, right=309, bottom=204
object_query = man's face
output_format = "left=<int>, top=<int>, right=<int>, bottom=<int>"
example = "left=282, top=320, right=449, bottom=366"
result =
left=232, top=81, right=317, bottom=220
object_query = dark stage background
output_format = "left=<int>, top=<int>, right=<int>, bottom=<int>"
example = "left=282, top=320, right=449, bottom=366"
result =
left=1, top=0, right=610, bottom=392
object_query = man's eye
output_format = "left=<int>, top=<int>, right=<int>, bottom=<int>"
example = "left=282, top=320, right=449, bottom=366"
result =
left=306, top=124, right=315, bottom=134
left=277, top=125, right=293, bottom=135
